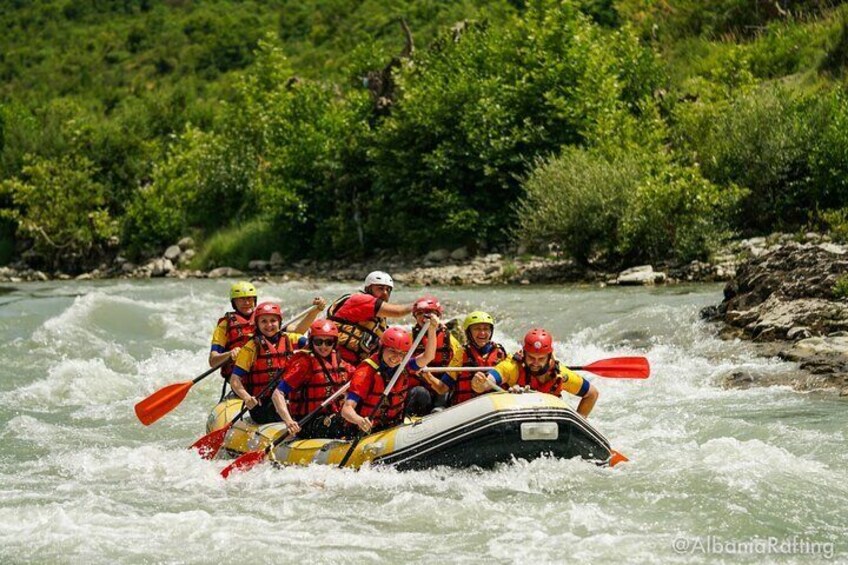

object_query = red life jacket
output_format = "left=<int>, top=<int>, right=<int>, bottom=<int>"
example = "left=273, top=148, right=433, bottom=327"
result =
left=327, top=294, right=388, bottom=363
left=217, top=311, right=254, bottom=377
left=410, top=325, right=454, bottom=394
left=243, top=333, right=295, bottom=396
left=286, top=351, right=351, bottom=420
left=452, top=342, right=508, bottom=405
left=512, top=351, right=563, bottom=395
left=357, top=356, right=409, bottom=430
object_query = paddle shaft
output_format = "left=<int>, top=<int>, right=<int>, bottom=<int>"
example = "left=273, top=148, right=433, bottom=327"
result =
left=422, top=365, right=634, bottom=372
left=338, top=320, right=431, bottom=468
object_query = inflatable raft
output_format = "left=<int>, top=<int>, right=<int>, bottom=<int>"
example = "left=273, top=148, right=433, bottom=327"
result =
left=207, top=391, right=616, bottom=470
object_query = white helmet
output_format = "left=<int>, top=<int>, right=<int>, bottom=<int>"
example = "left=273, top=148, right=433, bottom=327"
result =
left=364, top=271, right=394, bottom=289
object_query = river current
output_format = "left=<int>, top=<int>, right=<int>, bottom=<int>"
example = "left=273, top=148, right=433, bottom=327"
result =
left=0, top=280, right=844, bottom=564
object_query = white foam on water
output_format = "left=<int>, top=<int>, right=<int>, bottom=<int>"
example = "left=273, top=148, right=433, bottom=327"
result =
left=2, top=281, right=846, bottom=564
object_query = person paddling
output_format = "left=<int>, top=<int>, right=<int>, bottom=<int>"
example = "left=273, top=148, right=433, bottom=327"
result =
left=471, top=328, right=599, bottom=418
left=271, top=319, right=355, bottom=439
left=450, top=311, right=508, bottom=406
left=340, top=320, right=440, bottom=434
left=408, top=296, right=463, bottom=413
left=208, top=281, right=258, bottom=394
left=326, top=271, right=418, bottom=364
left=230, top=299, right=325, bottom=424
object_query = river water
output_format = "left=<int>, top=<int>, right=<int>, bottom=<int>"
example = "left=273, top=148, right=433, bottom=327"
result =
left=0, top=279, right=844, bottom=564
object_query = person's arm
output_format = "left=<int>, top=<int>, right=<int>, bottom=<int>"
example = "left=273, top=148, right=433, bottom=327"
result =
left=412, top=316, right=440, bottom=368
left=559, top=367, right=599, bottom=418
left=576, top=384, right=598, bottom=418
left=341, top=398, right=371, bottom=433
left=376, top=301, right=413, bottom=318
left=289, top=297, right=327, bottom=333
left=230, top=346, right=258, bottom=408
left=209, top=319, right=238, bottom=367
left=230, top=375, right=257, bottom=409
left=471, top=358, right=515, bottom=393
left=271, top=389, right=300, bottom=434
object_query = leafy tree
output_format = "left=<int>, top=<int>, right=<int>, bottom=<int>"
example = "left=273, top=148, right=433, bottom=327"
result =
left=0, top=154, right=117, bottom=270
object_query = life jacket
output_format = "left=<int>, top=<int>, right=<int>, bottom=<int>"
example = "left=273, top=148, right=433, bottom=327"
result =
left=287, top=350, right=351, bottom=420
left=452, top=342, right=508, bottom=405
left=357, top=355, right=409, bottom=430
left=243, top=333, right=295, bottom=396
left=512, top=351, right=563, bottom=395
left=327, top=294, right=388, bottom=362
left=410, top=325, right=454, bottom=394
left=217, top=311, right=254, bottom=377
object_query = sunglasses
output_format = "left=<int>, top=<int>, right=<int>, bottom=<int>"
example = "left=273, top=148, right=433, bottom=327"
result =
left=312, top=338, right=337, bottom=347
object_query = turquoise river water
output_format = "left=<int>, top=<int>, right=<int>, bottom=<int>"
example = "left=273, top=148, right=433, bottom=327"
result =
left=0, top=279, right=845, bottom=564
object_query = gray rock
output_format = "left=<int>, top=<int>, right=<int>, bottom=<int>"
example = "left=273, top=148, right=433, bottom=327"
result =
left=32, top=271, right=49, bottom=281
left=150, top=258, right=172, bottom=277
left=483, top=253, right=502, bottom=263
left=270, top=252, right=284, bottom=266
left=121, top=262, right=137, bottom=273
left=208, top=267, right=244, bottom=278
left=178, top=237, right=195, bottom=251
left=248, top=260, right=270, bottom=271
left=424, top=249, right=451, bottom=262
left=786, top=326, right=812, bottom=341
left=164, top=245, right=182, bottom=261
left=617, top=265, right=665, bottom=286
left=178, top=248, right=195, bottom=264
left=450, top=247, right=469, bottom=260
left=76, top=273, right=92, bottom=280
left=818, top=242, right=846, bottom=255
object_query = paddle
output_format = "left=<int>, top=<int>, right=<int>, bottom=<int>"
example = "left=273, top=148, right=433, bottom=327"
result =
left=422, top=357, right=650, bottom=379
left=337, top=320, right=432, bottom=469
left=220, top=382, right=352, bottom=478
left=134, top=305, right=315, bottom=426
left=189, top=370, right=283, bottom=460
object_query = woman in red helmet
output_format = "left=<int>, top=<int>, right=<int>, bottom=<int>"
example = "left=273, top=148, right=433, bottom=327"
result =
left=271, top=319, right=355, bottom=439
left=341, top=317, right=440, bottom=434
left=408, top=295, right=463, bottom=412
left=471, top=328, right=599, bottom=418
left=230, top=301, right=323, bottom=424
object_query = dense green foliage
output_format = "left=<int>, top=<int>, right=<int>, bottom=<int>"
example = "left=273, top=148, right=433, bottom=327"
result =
left=3, top=0, right=848, bottom=271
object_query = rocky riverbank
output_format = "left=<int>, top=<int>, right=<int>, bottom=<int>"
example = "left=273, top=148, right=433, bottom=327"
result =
left=704, top=236, right=848, bottom=396
left=0, top=234, right=789, bottom=287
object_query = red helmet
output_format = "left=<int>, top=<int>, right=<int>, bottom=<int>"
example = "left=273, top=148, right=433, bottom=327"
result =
left=523, top=328, right=553, bottom=355
left=253, top=302, right=283, bottom=324
left=310, top=319, right=339, bottom=339
left=413, top=295, right=444, bottom=316
left=380, top=326, right=413, bottom=352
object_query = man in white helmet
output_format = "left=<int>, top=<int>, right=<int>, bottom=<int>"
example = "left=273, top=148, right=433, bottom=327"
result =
left=327, top=271, right=417, bottom=364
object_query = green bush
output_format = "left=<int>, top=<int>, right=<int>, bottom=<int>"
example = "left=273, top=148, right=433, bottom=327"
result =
left=618, top=163, right=748, bottom=263
left=0, top=154, right=117, bottom=270
left=517, top=147, right=643, bottom=264
left=189, top=217, right=280, bottom=270
left=368, top=0, right=661, bottom=252
left=672, top=84, right=819, bottom=231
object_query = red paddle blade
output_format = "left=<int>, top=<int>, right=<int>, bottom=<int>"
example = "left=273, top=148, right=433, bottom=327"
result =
left=579, top=357, right=650, bottom=379
left=134, top=381, right=193, bottom=426
left=221, top=449, right=267, bottom=479
left=610, top=449, right=629, bottom=467
left=189, top=424, right=232, bottom=460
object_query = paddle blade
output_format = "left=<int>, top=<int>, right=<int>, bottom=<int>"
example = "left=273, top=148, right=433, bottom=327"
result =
left=189, top=424, right=232, bottom=460
left=221, top=449, right=267, bottom=479
left=578, top=357, right=650, bottom=379
left=134, top=381, right=193, bottom=426
left=610, top=449, right=629, bottom=467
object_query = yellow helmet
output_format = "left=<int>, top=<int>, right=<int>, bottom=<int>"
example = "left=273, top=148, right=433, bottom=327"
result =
left=463, top=311, right=495, bottom=331
left=229, top=281, right=257, bottom=300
